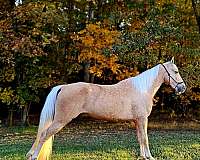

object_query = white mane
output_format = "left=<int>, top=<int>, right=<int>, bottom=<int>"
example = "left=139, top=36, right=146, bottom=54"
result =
left=131, top=64, right=160, bottom=93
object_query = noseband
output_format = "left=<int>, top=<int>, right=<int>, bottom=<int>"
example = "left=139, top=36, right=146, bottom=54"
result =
left=161, top=64, right=184, bottom=88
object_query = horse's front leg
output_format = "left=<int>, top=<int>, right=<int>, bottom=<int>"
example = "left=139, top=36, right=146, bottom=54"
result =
left=136, top=117, right=155, bottom=160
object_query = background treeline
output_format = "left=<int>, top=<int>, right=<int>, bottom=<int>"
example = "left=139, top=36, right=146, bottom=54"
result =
left=0, top=0, right=199, bottom=126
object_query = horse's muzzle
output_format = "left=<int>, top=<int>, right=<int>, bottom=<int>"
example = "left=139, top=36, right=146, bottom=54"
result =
left=175, top=83, right=186, bottom=95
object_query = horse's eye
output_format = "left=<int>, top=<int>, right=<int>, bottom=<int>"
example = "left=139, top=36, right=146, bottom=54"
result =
left=175, top=71, right=178, bottom=74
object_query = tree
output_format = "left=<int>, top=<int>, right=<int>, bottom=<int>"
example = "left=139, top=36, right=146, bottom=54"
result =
left=0, top=0, right=199, bottom=125
left=0, top=1, right=72, bottom=125
left=192, top=0, right=200, bottom=33
left=71, top=22, right=121, bottom=82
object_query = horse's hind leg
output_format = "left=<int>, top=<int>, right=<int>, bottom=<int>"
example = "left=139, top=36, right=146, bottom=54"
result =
left=30, top=120, right=65, bottom=160
left=31, top=111, right=81, bottom=160
left=27, top=127, right=49, bottom=158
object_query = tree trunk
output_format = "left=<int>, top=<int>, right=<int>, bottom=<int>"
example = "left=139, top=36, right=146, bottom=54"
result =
left=22, top=102, right=31, bottom=126
left=96, top=0, right=103, bottom=20
left=8, top=108, right=13, bottom=126
left=192, top=0, right=200, bottom=33
left=90, top=74, right=94, bottom=83
left=88, top=1, right=94, bottom=21
left=83, top=61, right=90, bottom=82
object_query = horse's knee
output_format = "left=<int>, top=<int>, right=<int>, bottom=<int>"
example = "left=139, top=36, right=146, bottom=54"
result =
left=44, top=122, right=64, bottom=138
left=37, top=130, right=48, bottom=144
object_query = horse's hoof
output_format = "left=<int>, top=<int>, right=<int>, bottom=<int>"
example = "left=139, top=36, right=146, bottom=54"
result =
left=26, top=155, right=34, bottom=160
left=26, top=151, right=33, bottom=158
left=29, top=155, right=37, bottom=160
left=148, top=157, right=155, bottom=160
left=26, top=154, right=31, bottom=160
left=137, top=156, right=155, bottom=160
left=26, top=153, right=35, bottom=160
left=137, top=156, right=146, bottom=160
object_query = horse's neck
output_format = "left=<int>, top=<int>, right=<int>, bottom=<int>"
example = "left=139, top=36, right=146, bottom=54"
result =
left=131, top=64, right=164, bottom=97
left=151, top=67, right=164, bottom=96
left=147, top=65, right=165, bottom=97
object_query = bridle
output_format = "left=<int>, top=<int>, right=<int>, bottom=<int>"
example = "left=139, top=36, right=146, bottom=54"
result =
left=161, top=64, right=184, bottom=88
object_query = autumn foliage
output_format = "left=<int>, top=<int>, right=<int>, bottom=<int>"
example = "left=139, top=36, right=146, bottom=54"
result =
left=71, top=23, right=121, bottom=77
left=0, top=0, right=199, bottom=126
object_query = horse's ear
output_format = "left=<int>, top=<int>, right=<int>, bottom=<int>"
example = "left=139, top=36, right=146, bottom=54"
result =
left=171, top=57, right=175, bottom=63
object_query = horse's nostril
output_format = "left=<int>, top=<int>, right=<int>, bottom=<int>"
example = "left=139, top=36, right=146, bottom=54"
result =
left=176, top=85, right=186, bottom=93
left=180, top=85, right=186, bottom=93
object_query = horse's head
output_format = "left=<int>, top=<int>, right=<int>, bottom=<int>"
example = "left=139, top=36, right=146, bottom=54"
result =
left=162, top=57, right=186, bottom=95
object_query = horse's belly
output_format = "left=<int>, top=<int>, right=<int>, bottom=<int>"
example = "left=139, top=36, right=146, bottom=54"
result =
left=86, top=97, right=134, bottom=120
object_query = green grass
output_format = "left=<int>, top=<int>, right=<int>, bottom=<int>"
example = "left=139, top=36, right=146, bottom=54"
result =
left=0, top=120, right=199, bottom=160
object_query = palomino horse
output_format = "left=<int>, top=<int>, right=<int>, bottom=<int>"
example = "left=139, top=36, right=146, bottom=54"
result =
left=27, top=58, right=186, bottom=160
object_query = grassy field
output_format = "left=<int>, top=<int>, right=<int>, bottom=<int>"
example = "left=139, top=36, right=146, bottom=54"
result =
left=0, top=120, right=200, bottom=160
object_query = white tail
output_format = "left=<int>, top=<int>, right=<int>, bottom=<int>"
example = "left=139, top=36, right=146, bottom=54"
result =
left=32, top=85, right=62, bottom=160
